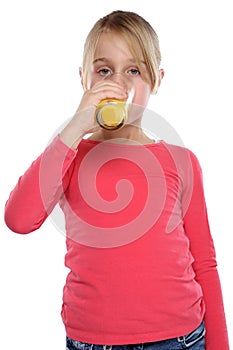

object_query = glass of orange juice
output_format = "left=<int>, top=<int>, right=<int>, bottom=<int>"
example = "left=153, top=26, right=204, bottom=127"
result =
left=95, top=89, right=134, bottom=130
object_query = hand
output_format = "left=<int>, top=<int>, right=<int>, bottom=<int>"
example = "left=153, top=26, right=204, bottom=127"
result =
left=73, top=80, right=129, bottom=133
left=77, top=80, right=128, bottom=112
left=59, top=81, right=128, bottom=148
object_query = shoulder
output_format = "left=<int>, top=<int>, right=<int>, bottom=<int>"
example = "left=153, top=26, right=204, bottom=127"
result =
left=159, top=142, right=203, bottom=181
left=160, top=141, right=200, bottom=163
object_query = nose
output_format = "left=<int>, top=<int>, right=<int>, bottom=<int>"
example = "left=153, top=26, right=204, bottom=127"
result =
left=107, top=72, right=127, bottom=88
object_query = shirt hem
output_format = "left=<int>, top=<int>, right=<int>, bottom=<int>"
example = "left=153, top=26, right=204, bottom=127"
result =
left=65, top=318, right=204, bottom=345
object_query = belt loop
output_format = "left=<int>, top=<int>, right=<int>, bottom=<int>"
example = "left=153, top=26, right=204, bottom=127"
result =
left=103, top=346, right=112, bottom=350
left=177, top=336, right=184, bottom=343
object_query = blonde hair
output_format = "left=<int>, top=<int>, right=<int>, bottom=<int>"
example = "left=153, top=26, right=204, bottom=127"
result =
left=82, top=10, right=162, bottom=93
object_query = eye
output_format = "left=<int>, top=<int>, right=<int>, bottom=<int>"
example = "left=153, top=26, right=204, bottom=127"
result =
left=98, top=68, right=112, bottom=76
left=128, top=68, right=140, bottom=76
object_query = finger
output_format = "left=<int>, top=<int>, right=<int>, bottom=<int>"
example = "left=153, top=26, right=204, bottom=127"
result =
left=91, top=81, right=128, bottom=95
left=90, top=86, right=128, bottom=103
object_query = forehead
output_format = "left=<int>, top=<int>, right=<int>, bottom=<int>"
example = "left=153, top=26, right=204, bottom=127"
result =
left=93, top=31, right=143, bottom=62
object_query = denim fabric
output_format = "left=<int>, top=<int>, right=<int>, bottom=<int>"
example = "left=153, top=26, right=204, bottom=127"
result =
left=66, top=321, right=205, bottom=350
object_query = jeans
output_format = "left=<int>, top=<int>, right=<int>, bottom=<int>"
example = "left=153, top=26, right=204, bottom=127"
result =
left=66, top=321, right=205, bottom=350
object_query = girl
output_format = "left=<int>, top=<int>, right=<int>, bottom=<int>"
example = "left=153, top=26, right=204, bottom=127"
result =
left=4, top=10, right=229, bottom=350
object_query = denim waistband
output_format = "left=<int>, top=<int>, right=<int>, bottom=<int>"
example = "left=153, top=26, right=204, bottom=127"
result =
left=66, top=321, right=206, bottom=350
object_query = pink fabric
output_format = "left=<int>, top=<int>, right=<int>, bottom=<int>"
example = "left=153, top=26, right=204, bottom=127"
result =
left=4, top=136, right=229, bottom=349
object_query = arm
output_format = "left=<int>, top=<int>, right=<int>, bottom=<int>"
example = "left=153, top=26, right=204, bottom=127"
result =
left=5, top=80, right=129, bottom=234
left=4, top=136, right=77, bottom=234
left=183, top=151, right=229, bottom=350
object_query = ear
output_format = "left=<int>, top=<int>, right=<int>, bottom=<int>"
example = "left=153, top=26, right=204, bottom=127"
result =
left=79, top=67, right=84, bottom=89
left=158, top=69, right=165, bottom=88
left=152, top=69, right=165, bottom=94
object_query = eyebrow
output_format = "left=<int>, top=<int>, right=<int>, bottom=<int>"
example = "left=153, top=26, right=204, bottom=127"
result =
left=93, top=57, right=110, bottom=64
left=93, top=57, right=146, bottom=66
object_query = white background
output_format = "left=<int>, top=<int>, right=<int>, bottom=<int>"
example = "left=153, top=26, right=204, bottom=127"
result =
left=0, top=0, right=232, bottom=349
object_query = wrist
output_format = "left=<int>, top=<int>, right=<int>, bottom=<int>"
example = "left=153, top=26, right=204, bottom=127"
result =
left=59, top=122, right=85, bottom=150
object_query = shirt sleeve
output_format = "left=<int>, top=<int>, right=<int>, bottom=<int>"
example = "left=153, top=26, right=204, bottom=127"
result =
left=183, top=151, right=229, bottom=350
left=4, top=136, right=77, bottom=234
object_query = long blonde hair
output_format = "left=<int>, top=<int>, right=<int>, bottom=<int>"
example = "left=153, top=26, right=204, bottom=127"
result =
left=82, top=10, right=162, bottom=93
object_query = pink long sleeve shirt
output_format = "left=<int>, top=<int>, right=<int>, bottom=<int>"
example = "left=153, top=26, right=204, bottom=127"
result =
left=4, top=136, right=229, bottom=349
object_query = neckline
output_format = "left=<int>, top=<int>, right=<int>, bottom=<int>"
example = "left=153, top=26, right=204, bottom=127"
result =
left=81, top=137, right=164, bottom=149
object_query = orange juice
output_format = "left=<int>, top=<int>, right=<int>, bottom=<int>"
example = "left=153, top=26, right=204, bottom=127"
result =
left=95, top=98, right=128, bottom=130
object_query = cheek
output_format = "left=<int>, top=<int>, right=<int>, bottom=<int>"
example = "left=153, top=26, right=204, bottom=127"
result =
left=133, top=84, right=151, bottom=106
left=86, top=75, right=96, bottom=90
left=85, top=70, right=102, bottom=90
